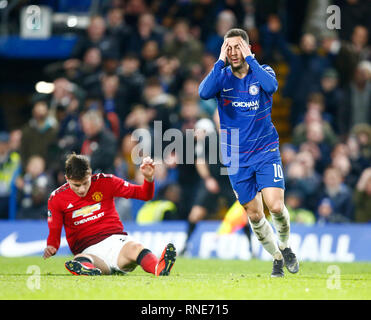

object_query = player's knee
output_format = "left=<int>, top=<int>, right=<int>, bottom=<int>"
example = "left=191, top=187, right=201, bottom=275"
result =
left=243, top=206, right=262, bottom=223
left=127, top=242, right=145, bottom=260
left=267, top=201, right=284, bottom=215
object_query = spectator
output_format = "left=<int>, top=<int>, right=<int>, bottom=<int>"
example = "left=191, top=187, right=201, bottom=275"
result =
left=114, top=133, right=139, bottom=182
left=199, top=52, right=217, bottom=81
left=99, top=74, right=122, bottom=138
left=163, top=19, right=204, bottom=72
left=219, top=0, right=245, bottom=27
left=292, top=110, right=336, bottom=173
left=351, top=123, right=371, bottom=161
left=20, top=100, right=58, bottom=171
left=292, top=104, right=337, bottom=143
left=73, top=47, right=103, bottom=89
left=316, top=166, right=354, bottom=223
left=135, top=182, right=181, bottom=222
left=334, top=25, right=371, bottom=87
left=47, top=78, right=85, bottom=122
left=331, top=152, right=353, bottom=187
left=346, top=135, right=370, bottom=181
left=285, top=152, right=321, bottom=213
left=156, top=55, right=184, bottom=95
left=44, top=47, right=101, bottom=83
left=16, top=155, right=53, bottom=220
left=8, top=129, right=22, bottom=153
left=52, top=101, right=83, bottom=187
left=296, top=151, right=322, bottom=210
left=296, top=92, right=337, bottom=131
left=172, top=101, right=202, bottom=220
left=142, top=77, right=178, bottom=132
left=247, top=27, right=263, bottom=62
left=336, top=0, right=371, bottom=42
left=262, top=19, right=331, bottom=125
left=330, top=142, right=361, bottom=188
left=338, top=61, right=371, bottom=137
left=205, top=10, right=237, bottom=59
left=353, top=168, right=371, bottom=223
left=182, top=118, right=236, bottom=254
left=105, top=7, right=133, bottom=57
left=122, top=104, right=155, bottom=157
left=317, top=68, right=344, bottom=132
left=259, top=14, right=282, bottom=63
left=280, top=143, right=297, bottom=175
left=123, top=0, right=149, bottom=27
left=70, top=15, right=119, bottom=61
left=0, top=132, right=21, bottom=219
left=140, top=40, right=160, bottom=77
left=117, top=53, right=146, bottom=121
left=80, top=110, right=117, bottom=173
left=180, top=77, right=216, bottom=117
left=126, top=12, right=164, bottom=54
left=285, top=191, right=316, bottom=225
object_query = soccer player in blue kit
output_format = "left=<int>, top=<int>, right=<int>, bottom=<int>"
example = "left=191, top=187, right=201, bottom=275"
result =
left=199, top=28, right=299, bottom=277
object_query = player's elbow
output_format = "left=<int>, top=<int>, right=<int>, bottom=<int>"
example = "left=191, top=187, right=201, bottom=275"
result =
left=265, top=80, right=278, bottom=95
left=198, top=82, right=214, bottom=100
left=142, top=187, right=155, bottom=201
left=198, top=88, right=208, bottom=100
left=143, top=193, right=154, bottom=201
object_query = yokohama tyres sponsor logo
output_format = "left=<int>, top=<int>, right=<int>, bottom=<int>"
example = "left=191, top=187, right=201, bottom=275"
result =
left=232, top=100, right=259, bottom=109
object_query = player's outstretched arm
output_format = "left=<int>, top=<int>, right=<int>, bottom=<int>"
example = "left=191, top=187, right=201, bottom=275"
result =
left=112, top=157, right=155, bottom=201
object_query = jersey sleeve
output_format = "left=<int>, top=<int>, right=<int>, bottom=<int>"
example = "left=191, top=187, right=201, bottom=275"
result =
left=110, top=175, right=155, bottom=201
left=245, top=56, right=278, bottom=94
left=199, top=60, right=225, bottom=100
left=46, top=195, right=64, bottom=251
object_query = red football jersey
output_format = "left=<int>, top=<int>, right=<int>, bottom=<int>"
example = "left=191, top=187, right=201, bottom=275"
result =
left=47, top=173, right=154, bottom=255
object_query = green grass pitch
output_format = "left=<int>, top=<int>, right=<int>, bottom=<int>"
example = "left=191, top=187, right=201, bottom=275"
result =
left=0, top=256, right=370, bottom=300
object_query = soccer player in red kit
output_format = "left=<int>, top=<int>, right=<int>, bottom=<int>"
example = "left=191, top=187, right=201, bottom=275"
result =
left=43, top=153, right=176, bottom=276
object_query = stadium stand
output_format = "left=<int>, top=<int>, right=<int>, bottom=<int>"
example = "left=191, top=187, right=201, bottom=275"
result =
left=0, top=0, right=370, bottom=226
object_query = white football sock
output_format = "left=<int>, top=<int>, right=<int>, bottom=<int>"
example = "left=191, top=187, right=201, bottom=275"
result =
left=270, top=205, right=290, bottom=250
left=249, top=216, right=282, bottom=260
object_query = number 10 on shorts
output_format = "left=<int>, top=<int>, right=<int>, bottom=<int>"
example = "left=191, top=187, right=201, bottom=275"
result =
left=273, top=163, right=283, bottom=180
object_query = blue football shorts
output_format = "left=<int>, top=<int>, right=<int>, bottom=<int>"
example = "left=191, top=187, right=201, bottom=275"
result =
left=227, top=157, right=285, bottom=205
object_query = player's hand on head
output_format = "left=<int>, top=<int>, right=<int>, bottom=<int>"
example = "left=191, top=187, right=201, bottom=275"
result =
left=43, top=246, right=57, bottom=259
left=140, top=156, right=155, bottom=182
left=238, top=38, right=253, bottom=59
left=219, top=39, right=230, bottom=63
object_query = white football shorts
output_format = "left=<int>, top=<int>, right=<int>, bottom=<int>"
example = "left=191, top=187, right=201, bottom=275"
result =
left=82, top=234, right=137, bottom=274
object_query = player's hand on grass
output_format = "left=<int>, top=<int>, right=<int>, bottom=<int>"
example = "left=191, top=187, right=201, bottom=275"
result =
left=140, top=156, right=155, bottom=182
left=237, top=38, right=253, bottom=59
left=218, top=39, right=230, bottom=63
left=43, top=246, right=57, bottom=259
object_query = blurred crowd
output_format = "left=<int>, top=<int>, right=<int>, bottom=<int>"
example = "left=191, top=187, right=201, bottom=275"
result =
left=0, top=0, right=370, bottom=225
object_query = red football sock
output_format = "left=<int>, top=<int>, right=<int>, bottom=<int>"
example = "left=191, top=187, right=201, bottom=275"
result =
left=136, top=249, right=158, bottom=275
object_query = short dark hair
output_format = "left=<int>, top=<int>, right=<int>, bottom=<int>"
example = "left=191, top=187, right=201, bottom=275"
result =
left=65, top=153, right=91, bottom=180
left=224, top=28, right=249, bottom=44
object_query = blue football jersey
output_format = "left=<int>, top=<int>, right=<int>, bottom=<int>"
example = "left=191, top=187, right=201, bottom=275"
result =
left=199, top=56, right=280, bottom=167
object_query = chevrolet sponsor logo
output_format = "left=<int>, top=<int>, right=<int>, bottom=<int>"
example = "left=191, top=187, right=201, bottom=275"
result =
left=72, top=203, right=101, bottom=219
